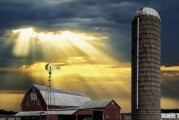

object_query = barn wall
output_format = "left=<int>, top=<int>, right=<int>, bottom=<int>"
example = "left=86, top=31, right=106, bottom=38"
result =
left=46, top=115, right=58, bottom=120
left=21, top=87, right=47, bottom=111
left=103, top=102, right=121, bottom=120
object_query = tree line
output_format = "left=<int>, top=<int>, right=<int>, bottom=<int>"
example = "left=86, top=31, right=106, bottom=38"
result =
left=0, top=109, right=17, bottom=115
left=161, top=109, right=179, bottom=113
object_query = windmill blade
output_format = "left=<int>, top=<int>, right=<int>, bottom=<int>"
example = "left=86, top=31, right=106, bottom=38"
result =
left=55, top=67, right=60, bottom=70
left=51, top=67, right=60, bottom=72
left=45, top=63, right=49, bottom=70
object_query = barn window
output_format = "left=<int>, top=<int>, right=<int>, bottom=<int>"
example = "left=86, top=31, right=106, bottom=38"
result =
left=31, top=92, right=37, bottom=101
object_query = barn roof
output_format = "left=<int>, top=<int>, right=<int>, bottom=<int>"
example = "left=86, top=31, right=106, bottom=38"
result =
left=15, top=110, right=77, bottom=116
left=80, top=100, right=114, bottom=109
left=15, top=111, right=44, bottom=116
left=33, top=84, right=87, bottom=97
left=33, top=84, right=91, bottom=107
left=43, top=110, right=77, bottom=115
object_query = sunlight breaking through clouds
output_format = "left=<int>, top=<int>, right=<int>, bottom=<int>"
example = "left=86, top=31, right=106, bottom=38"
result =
left=11, top=27, right=109, bottom=58
left=12, top=28, right=36, bottom=57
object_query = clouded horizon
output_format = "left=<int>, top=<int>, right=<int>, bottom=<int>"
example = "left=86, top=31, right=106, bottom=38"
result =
left=0, top=0, right=179, bottom=112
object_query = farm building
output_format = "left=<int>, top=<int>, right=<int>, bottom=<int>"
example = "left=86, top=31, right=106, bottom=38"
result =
left=15, top=84, right=125, bottom=120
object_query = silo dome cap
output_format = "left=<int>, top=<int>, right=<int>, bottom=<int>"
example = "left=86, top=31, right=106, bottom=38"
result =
left=133, top=7, right=161, bottom=20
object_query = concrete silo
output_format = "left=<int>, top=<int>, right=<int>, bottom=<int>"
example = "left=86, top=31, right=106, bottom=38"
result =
left=131, top=7, right=161, bottom=120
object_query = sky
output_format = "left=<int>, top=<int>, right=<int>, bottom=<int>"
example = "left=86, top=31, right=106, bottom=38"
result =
left=0, top=0, right=179, bottom=112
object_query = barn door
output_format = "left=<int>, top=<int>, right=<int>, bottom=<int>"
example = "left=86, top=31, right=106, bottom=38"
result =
left=93, top=111, right=103, bottom=120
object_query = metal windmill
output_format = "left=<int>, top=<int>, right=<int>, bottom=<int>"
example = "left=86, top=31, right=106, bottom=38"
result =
left=45, top=63, right=60, bottom=111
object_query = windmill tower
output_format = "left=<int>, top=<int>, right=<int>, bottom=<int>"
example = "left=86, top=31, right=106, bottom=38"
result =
left=45, top=63, right=60, bottom=111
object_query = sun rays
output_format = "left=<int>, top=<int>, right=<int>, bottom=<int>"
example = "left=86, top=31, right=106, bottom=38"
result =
left=11, top=28, right=110, bottom=60
left=12, top=28, right=35, bottom=57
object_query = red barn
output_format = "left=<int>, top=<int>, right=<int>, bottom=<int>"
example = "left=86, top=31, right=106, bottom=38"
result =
left=15, top=84, right=125, bottom=120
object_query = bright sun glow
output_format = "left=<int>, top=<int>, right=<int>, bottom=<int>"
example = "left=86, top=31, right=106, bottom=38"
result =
left=11, top=27, right=109, bottom=58
left=12, top=28, right=36, bottom=57
left=10, top=27, right=122, bottom=66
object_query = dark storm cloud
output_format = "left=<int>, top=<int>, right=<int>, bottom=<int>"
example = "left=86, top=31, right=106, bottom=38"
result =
left=0, top=69, right=48, bottom=91
left=0, top=0, right=179, bottom=66
left=0, top=70, right=33, bottom=91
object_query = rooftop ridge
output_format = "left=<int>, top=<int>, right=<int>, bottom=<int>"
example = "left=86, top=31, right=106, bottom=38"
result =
left=32, top=84, right=88, bottom=97
left=80, top=100, right=113, bottom=109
